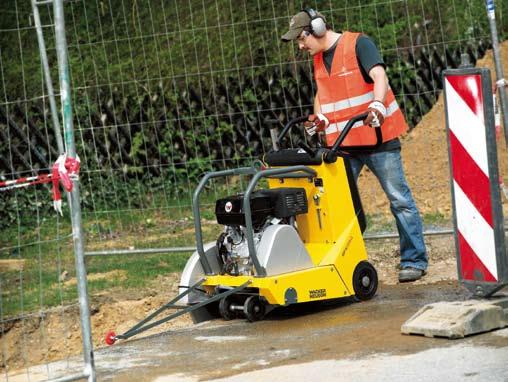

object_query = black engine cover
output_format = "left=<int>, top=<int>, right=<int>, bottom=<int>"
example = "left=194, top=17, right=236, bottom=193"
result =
left=215, top=188, right=308, bottom=227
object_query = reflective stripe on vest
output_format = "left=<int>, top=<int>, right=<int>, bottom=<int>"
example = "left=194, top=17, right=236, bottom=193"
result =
left=321, top=91, right=374, bottom=114
left=325, top=99, right=400, bottom=134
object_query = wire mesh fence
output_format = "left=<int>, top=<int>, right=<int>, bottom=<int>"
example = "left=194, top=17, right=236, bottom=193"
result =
left=0, top=0, right=507, bottom=380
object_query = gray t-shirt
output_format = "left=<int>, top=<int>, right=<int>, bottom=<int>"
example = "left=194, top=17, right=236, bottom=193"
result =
left=322, top=34, right=400, bottom=152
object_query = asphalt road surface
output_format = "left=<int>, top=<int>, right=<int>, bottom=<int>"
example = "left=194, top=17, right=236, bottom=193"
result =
left=93, top=282, right=508, bottom=382
left=8, top=281, right=507, bottom=382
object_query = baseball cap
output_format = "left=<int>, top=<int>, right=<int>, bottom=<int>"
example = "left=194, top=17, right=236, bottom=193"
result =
left=281, top=10, right=326, bottom=42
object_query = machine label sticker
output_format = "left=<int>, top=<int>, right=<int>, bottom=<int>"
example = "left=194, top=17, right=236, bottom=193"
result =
left=309, top=289, right=326, bottom=299
left=225, top=201, right=233, bottom=212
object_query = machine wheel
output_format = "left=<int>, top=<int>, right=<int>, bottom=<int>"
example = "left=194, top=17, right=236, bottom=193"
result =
left=243, top=296, right=266, bottom=322
left=352, top=261, right=378, bottom=301
left=219, top=296, right=236, bottom=320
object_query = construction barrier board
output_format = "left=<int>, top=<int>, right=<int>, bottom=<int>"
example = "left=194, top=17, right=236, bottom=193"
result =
left=443, top=67, right=507, bottom=297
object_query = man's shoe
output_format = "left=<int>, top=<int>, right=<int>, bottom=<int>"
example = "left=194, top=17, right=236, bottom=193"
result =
left=398, top=267, right=427, bottom=283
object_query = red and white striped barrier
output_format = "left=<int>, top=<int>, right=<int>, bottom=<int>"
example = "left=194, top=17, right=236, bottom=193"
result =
left=444, top=67, right=507, bottom=296
left=0, top=153, right=80, bottom=215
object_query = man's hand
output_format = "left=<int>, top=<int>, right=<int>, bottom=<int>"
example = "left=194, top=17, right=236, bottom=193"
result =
left=304, top=113, right=329, bottom=136
left=364, top=100, right=387, bottom=128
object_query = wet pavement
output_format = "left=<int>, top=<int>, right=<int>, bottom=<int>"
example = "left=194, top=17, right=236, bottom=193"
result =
left=92, top=281, right=507, bottom=381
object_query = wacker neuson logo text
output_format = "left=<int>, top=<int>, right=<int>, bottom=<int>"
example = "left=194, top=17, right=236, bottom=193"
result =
left=309, top=289, right=326, bottom=299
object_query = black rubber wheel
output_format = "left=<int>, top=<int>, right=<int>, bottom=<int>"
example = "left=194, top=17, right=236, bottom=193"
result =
left=352, top=261, right=378, bottom=301
left=243, top=296, right=266, bottom=322
left=219, top=296, right=236, bottom=320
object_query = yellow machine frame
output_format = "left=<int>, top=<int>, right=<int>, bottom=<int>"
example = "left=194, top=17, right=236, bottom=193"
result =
left=202, top=157, right=368, bottom=306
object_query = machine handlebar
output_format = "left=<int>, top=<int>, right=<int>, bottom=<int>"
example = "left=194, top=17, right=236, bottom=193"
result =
left=276, top=115, right=308, bottom=146
left=275, top=112, right=384, bottom=161
left=327, top=112, right=383, bottom=159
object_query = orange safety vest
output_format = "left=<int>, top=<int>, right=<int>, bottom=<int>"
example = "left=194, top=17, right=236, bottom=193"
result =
left=314, top=32, right=408, bottom=147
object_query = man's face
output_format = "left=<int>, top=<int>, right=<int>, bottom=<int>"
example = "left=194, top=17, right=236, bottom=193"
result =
left=297, top=30, right=320, bottom=56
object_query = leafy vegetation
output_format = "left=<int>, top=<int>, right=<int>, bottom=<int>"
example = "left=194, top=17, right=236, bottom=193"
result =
left=1, top=0, right=505, bottom=102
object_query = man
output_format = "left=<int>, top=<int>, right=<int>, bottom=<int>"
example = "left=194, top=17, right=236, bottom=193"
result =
left=281, top=9, right=428, bottom=282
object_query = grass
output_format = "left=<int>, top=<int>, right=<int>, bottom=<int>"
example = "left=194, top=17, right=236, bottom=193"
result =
left=422, top=212, right=450, bottom=228
left=365, top=213, right=396, bottom=233
left=0, top=199, right=224, bottom=318
left=0, top=198, right=451, bottom=319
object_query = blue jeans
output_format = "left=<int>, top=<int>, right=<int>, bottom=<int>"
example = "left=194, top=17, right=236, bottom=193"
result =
left=348, top=149, right=428, bottom=271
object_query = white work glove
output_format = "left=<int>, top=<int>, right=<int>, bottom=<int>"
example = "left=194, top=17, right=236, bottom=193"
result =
left=304, top=113, right=329, bottom=136
left=364, top=101, right=387, bottom=128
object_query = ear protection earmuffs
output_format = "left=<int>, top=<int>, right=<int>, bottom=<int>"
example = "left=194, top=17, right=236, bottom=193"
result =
left=303, top=8, right=326, bottom=37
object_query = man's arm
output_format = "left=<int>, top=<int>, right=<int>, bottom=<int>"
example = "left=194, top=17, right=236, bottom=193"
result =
left=368, top=65, right=388, bottom=104
left=363, top=65, right=389, bottom=127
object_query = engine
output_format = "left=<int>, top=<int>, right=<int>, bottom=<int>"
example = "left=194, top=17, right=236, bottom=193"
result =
left=214, top=188, right=308, bottom=276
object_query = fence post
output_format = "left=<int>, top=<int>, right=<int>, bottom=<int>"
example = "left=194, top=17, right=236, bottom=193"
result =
left=485, top=0, right=508, bottom=146
left=53, top=1, right=96, bottom=381
left=31, top=0, right=64, bottom=154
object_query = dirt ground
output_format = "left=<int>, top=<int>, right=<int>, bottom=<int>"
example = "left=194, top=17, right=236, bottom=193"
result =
left=2, top=43, right=507, bottom=374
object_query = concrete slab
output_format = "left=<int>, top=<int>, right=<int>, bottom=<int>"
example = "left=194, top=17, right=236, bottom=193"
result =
left=401, top=296, right=508, bottom=338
